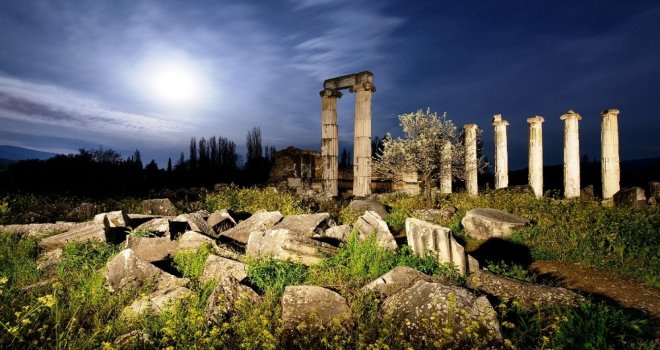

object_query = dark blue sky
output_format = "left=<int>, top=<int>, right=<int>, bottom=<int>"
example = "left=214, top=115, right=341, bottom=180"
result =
left=0, top=0, right=658, bottom=169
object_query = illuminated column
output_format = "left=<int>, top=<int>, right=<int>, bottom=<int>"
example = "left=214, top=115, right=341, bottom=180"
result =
left=601, top=109, right=620, bottom=200
left=492, top=114, right=509, bottom=189
left=527, top=116, right=544, bottom=198
left=561, top=110, right=582, bottom=198
left=320, top=88, right=342, bottom=196
left=351, top=82, right=376, bottom=197
left=464, top=124, right=478, bottom=195
left=440, top=139, right=452, bottom=194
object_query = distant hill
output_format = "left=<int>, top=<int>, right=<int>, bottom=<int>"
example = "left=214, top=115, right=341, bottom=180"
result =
left=0, top=145, right=56, bottom=161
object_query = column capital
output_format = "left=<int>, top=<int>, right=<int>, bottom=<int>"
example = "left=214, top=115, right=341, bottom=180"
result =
left=349, top=82, right=376, bottom=93
left=492, top=114, right=509, bottom=127
left=319, top=88, right=343, bottom=98
left=600, top=108, right=620, bottom=118
left=464, top=123, right=478, bottom=131
left=527, top=116, right=544, bottom=124
left=560, top=109, right=582, bottom=121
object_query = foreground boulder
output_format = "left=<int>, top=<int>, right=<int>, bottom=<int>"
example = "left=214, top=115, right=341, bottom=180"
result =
left=199, top=255, right=249, bottom=284
left=613, top=187, right=647, bottom=207
left=104, top=249, right=186, bottom=292
left=348, top=199, right=389, bottom=219
left=381, top=280, right=501, bottom=346
left=140, top=198, right=180, bottom=216
left=354, top=211, right=397, bottom=250
left=127, top=286, right=192, bottom=315
left=124, top=235, right=177, bottom=262
left=461, top=208, right=529, bottom=240
left=172, top=212, right=215, bottom=238
left=39, top=223, right=108, bottom=251
left=467, top=269, right=585, bottom=307
left=363, top=266, right=432, bottom=299
left=207, top=210, right=237, bottom=235
left=134, top=218, right=171, bottom=237
left=94, top=211, right=132, bottom=229
left=220, top=211, right=284, bottom=245
left=281, top=286, right=349, bottom=333
left=246, top=229, right=337, bottom=266
left=273, top=213, right=334, bottom=238
left=205, top=276, right=261, bottom=325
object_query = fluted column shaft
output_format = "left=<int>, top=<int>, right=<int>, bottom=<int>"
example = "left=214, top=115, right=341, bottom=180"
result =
left=492, top=114, right=509, bottom=189
left=527, top=116, right=544, bottom=198
left=320, top=89, right=341, bottom=196
left=351, top=83, right=375, bottom=197
left=561, top=110, right=582, bottom=198
left=440, top=140, right=452, bottom=194
left=601, top=109, right=620, bottom=200
left=464, top=124, right=478, bottom=195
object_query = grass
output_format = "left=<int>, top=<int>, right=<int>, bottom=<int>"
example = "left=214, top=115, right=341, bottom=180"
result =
left=206, top=184, right=310, bottom=215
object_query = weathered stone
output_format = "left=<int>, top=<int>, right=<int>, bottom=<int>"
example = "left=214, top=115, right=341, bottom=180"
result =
left=0, top=222, right=88, bottom=240
left=176, top=231, right=240, bottom=260
left=207, top=210, right=237, bottom=235
left=613, top=187, right=647, bottom=208
left=561, top=110, right=582, bottom=198
left=199, top=255, right=249, bottom=284
left=205, top=276, right=261, bottom=325
left=649, top=181, right=660, bottom=205
left=315, top=224, right=352, bottom=242
left=464, top=124, right=479, bottom=195
left=36, top=248, right=62, bottom=271
left=134, top=218, right=170, bottom=236
left=113, top=330, right=152, bottom=350
left=220, top=211, right=283, bottom=245
left=354, top=211, right=397, bottom=250
left=381, top=280, right=501, bottom=346
left=405, top=218, right=475, bottom=275
left=273, top=213, right=334, bottom=238
left=38, top=223, right=108, bottom=251
left=467, top=269, right=584, bottom=308
left=363, top=266, right=432, bottom=298
left=601, top=109, right=621, bottom=200
left=140, top=198, right=180, bottom=216
left=581, top=184, right=595, bottom=200
left=492, top=114, right=509, bottom=189
left=104, top=249, right=186, bottom=292
left=66, top=202, right=102, bottom=222
left=527, top=116, right=544, bottom=198
left=173, top=212, right=215, bottom=238
left=127, top=214, right=163, bottom=227
left=411, top=207, right=457, bottom=224
left=94, top=211, right=132, bottom=229
left=461, top=208, right=529, bottom=240
left=348, top=199, right=389, bottom=219
left=128, top=286, right=192, bottom=315
left=124, top=235, right=177, bottom=262
left=281, top=285, right=349, bottom=332
left=246, top=229, right=336, bottom=266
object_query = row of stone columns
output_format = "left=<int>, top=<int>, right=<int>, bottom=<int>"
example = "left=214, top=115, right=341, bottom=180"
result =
left=454, top=109, right=620, bottom=199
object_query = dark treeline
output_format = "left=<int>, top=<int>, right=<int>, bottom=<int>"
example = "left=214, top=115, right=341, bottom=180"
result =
left=0, top=128, right=275, bottom=197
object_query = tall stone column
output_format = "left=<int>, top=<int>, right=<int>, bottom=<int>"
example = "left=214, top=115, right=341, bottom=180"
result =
left=440, top=139, right=452, bottom=194
left=527, top=116, right=544, bottom=198
left=492, top=114, right=509, bottom=189
left=464, top=124, right=478, bottom=195
left=601, top=108, right=620, bottom=200
left=320, top=88, right=342, bottom=196
left=561, top=110, right=582, bottom=198
left=351, top=82, right=375, bottom=197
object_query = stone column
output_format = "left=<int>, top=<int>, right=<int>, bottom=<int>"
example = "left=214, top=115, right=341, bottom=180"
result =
left=527, top=116, right=544, bottom=198
left=351, top=82, right=375, bottom=197
left=601, top=109, right=620, bottom=200
left=320, top=88, right=342, bottom=196
left=492, top=114, right=509, bottom=189
left=561, top=110, right=582, bottom=198
left=464, top=124, right=478, bottom=195
left=440, top=139, right=452, bottom=194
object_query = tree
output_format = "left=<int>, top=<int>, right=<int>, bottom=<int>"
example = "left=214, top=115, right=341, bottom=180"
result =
left=340, top=148, right=351, bottom=169
left=246, top=127, right=263, bottom=163
left=375, top=108, right=487, bottom=204
left=189, top=137, right=198, bottom=171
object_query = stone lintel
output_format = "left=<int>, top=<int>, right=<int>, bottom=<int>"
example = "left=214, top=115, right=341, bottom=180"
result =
left=560, top=110, right=582, bottom=121
left=600, top=108, right=620, bottom=117
left=349, top=82, right=376, bottom=93
left=323, top=71, right=373, bottom=91
left=492, top=114, right=509, bottom=126
left=319, top=88, right=343, bottom=98
left=527, top=116, right=544, bottom=124
left=464, top=124, right=478, bottom=130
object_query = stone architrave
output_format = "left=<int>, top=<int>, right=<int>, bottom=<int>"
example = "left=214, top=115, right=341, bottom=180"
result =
left=464, top=124, right=478, bottom=195
left=561, top=110, right=582, bottom=198
left=351, top=82, right=375, bottom=197
left=320, top=88, right=342, bottom=197
left=527, top=116, right=544, bottom=198
left=440, top=139, right=452, bottom=194
left=601, top=109, right=621, bottom=200
left=492, top=115, right=509, bottom=189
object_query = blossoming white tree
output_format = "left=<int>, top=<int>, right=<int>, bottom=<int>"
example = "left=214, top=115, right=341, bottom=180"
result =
left=375, top=108, right=487, bottom=203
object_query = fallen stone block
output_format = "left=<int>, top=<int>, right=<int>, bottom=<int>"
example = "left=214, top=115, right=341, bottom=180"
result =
left=38, top=223, right=108, bottom=251
left=140, top=198, right=180, bottom=216
left=246, top=229, right=336, bottom=266
left=273, top=213, right=335, bottom=238
left=134, top=218, right=170, bottom=237
left=199, top=254, right=249, bottom=284
left=124, top=235, right=178, bottom=262
left=172, top=212, right=215, bottom=238
left=205, top=276, right=261, bottom=325
left=104, top=249, right=187, bottom=292
left=461, top=208, right=529, bottom=240
left=207, top=210, right=237, bottom=236
left=281, top=286, right=349, bottom=333
left=220, top=211, right=283, bottom=245
left=355, top=211, right=397, bottom=250
left=613, top=187, right=647, bottom=208
left=363, top=266, right=432, bottom=299
left=348, top=199, right=389, bottom=219
left=127, top=286, right=192, bottom=315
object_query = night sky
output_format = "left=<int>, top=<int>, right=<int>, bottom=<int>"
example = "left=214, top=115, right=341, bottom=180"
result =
left=1, top=0, right=658, bottom=169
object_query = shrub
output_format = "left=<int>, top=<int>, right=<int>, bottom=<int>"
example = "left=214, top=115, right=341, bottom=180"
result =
left=173, top=243, right=214, bottom=280
left=57, top=239, right=118, bottom=279
left=206, top=185, right=310, bottom=215
left=246, top=257, right=308, bottom=296
left=338, top=206, right=361, bottom=225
